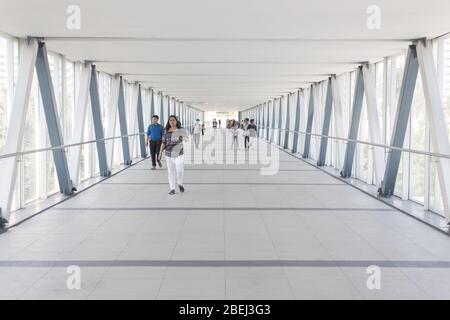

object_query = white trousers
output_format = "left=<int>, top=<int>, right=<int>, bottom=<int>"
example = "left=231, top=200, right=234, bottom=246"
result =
left=166, top=155, right=184, bottom=190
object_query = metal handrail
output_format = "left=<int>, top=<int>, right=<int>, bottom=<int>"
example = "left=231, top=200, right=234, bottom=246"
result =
left=0, top=123, right=198, bottom=161
left=256, top=125, right=450, bottom=160
left=0, top=133, right=145, bottom=160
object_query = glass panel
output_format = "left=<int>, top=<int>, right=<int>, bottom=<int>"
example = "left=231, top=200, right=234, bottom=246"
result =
left=393, top=54, right=406, bottom=197
left=23, top=73, right=39, bottom=203
left=0, top=37, right=7, bottom=154
left=409, top=73, right=426, bottom=204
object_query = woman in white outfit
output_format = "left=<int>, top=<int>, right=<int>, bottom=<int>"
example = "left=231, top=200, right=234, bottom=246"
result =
left=230, top=120, right=240, bottom=149
left=158, top=115, right=188, bottom=195
left=192, top=119, right=202, bottom=149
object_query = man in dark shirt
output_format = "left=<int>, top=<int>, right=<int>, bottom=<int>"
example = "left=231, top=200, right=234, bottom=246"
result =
left=146, top=115, right=165, bottom=170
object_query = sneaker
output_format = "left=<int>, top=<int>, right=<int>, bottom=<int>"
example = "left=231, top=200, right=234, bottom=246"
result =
left=178, top=185, right=185, bottom=192
left=151, top=166, right=156, bottom=170
left=158, top=160, right=162, bottom=168
left=168, top=190, right=175, bottom=195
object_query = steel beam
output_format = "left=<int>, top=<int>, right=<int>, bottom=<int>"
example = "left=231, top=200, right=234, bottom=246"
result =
left=362, top=64, right=385, bottom=186
left=317, top=78, right=333, bottom=166
left=35, top=41, right=75, bottom=195
left=68, top=63, right=91, bottom=186
left=278, top=97, right=283, bottom=146
left=331, top=76, right=345, bottom=169
left=379, top=45, right=419, bottom=195
left=417, top=40, right=450, bottom=221
left=128, top=85, right=139, bottom=158
left=89, top=65, right=111, bottom=176
left=136, top=85, right=147, bottom=158
left=270, top=99, right=276, bottom=143
left=303, top=85, right=315, bottom=159
left=160, top=92, right=165, bottom=125
left=284, top=94, right=291, bottom=149
left=150, top=89, right=155, bottom=117
left=340, top=66, right=365, bottom=178
left=118, top=77, right=132, bottom=166
left=292, top=91, right=301, bottom=154
left=0, top=39, right=38, bottom=223
left=266, top=101, right=270, bottom=140
left=106, top=76, right=119, bottom=169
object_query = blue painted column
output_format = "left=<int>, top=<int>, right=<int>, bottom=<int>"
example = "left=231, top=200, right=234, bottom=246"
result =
left=118, top=77, right=132, bottom=166
left=303, top=86, right=315, bottom=159
left=379, top=45, right=419, bottom=196
left=266, top=101, right=270, bottom=140
left=317, top=78, right=333, bottom=166
left=35, top=41, right=74, bottom=194
left=283, top=94, right=291, bottom=149
left=292, top=91, right=301, bottom=153
left=277, top=97, right=283, bottom=146
left=136, top=85, right=147, bottom=158
left=270, top=99, right=276, bottom=143
left=89, top=65, right=111, bottom=176
left=340, top=66, right=365, bottom=178
left=150, top=89, right=155, bottom=118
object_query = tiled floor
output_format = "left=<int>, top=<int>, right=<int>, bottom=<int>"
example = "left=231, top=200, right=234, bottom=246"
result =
left=1, top=129, right=450, bottom=299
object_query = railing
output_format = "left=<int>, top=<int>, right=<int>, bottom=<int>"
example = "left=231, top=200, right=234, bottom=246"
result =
left=256, top=125, right=450, bottom=160
left=0, top=122, right=198, bottom=160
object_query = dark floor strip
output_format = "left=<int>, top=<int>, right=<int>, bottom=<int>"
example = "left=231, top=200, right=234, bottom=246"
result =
left=129, top=169, right=318, bottom=171
left=55, top=207, right=393, bottom=211
left=0, top=259, right=448, bottom=268
left=101, top=182, right=346, bottom=186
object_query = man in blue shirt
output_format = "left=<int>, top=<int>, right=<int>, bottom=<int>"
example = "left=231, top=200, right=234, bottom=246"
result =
left=146, top=115, right=165, bottom=170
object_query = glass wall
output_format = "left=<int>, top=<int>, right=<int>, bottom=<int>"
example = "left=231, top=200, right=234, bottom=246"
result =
left=0, top=35, right=148, bottom=213
left=242, top=38, right=450, bottom=218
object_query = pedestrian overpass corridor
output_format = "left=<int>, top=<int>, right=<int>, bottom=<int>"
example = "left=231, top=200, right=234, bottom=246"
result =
left=1, top=129, right=450, bottom=299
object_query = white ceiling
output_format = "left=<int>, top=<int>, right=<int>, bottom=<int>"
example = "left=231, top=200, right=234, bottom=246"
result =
left=0, top=0, right=450, bottom=111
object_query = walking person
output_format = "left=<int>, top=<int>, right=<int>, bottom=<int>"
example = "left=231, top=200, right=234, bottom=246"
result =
left=158, top=115, right=189, bottom=195
left=193, top=118, right=202, bottom=149
left=146, top=115, right=164, bottom=170
left=242, top=118, right=250, bottom=149
left=230, top=120, right=240, bottom=149
left=247, top=119, right=257, bottom=149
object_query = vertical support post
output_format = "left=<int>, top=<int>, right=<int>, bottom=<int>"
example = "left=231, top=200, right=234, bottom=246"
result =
left=106, top=76, right=119, bottom=169
left=129, top=84, right=139, bottom=158
left=35, top=41, right=74, bottom=195
left=417, top=40, right=450, bottom=220
left=340, top=66, right=365, bottom=178
left=167, top=96, right=171, bottom=116
left=136, top=85, right=147, bottom=158
left=317, top=78, right=333, bottom=166
left=362, top=64, right=385, bottom=186
left=89, top=65, right=110, bottom=177
left=270, top=99, right=276, bottom=143
left=266, top=101, right=270, bottom=140
left=303, top=85, right=315, bottom=158
left=379, top=45, right=419, bottom=195
left=118, top=77, right=132, bottom=166
left=68, top=63, right=91, bottom=186
left=278, top=97, right=283, bottom=146
left=292, top=90, right=301, bottom=153
left=284, top=94, right=291, bottom=149
left=331, top=76, right=346, bottom=169
left=150, top=88, right=155, bottom=117
left=159, top=92, right=165, bottom=125
left=0, top=39, right=38, bottom=223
